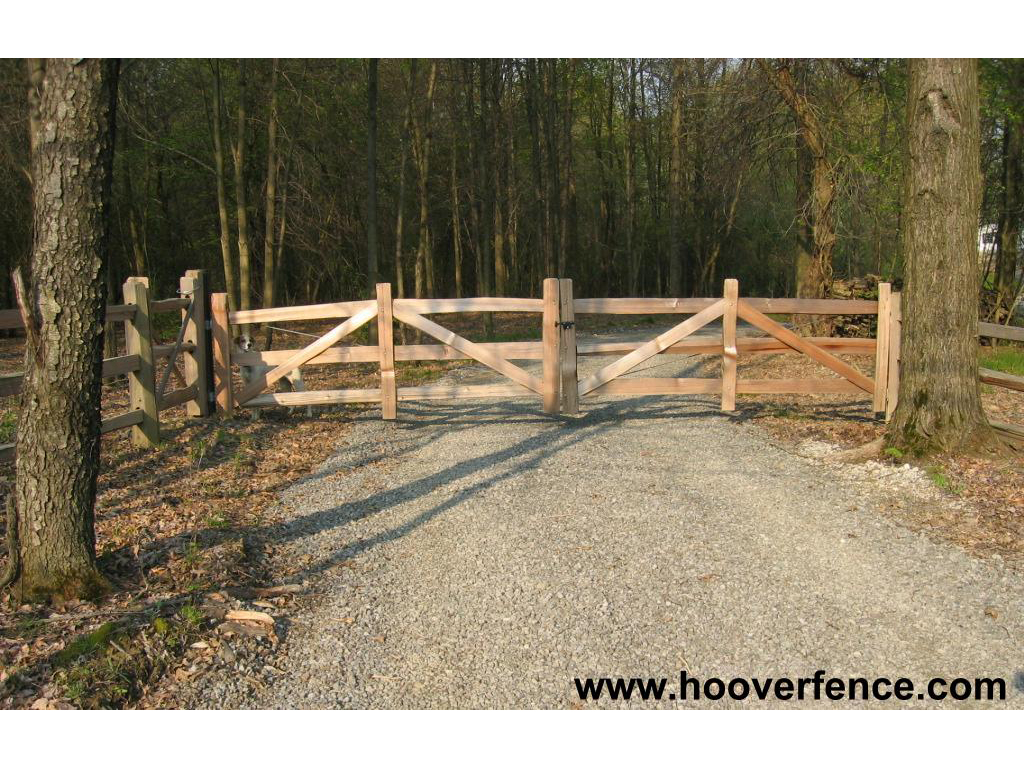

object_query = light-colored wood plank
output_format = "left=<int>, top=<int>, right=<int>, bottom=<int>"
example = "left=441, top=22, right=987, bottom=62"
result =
left=872, top=283, right=891, bottom=413
left=211, top=292, right=234, bottom=415
left=393, top=297, right=543, bottom=314
left=397, top=384, right=534, bottom=400
left=123, top=278, right=159, bottom=448
left=542, top=278, right=560, bottom=414
left=393, top=306, right=544, bottom=394
left=235, top=304, right=379, bottom=405
left=104, top=304, right=136, bottom=323
left=722, top=278, right=738, bottom=412
left=885, top=293, right=902, bottom=420
left=590, top=378, right=722, bottom=396
left=396, top=342, right=541, bottom=362
left=558, top=278, right=579, bottom=415
left=101, top=354, right=140, bottom=379
left=574, top=297, right=719, bottom=314
left=980, top=367, right=1024, bottom=392
left=578, top=300, right=726, bottom=396
left=576, top=337, right=876, bottom=357
left=990, top=420, right=1024, bottom=449
left=979, top=321, right=1024, bottom=342
left=228, top=299, right=376, bottom=325
left=0, top=372, right=23, bottom=398
left=736, top=300, right=875, bottom=393
left=182, top=270, right=210, bottom=416
left=153, top=342, right=197, bottom=359
left=376, top=282, right=397, bottom=420
left=158, top=384, right=199, bottom=411
left=150, top=297, right=191, bottom=313
left=244, top=388, right=383, bottom=407
left=743, top=297, right=879, bottom=315
left=736, top=379, right=864, bottom=394
left=234, top=345, right=381, bottom=366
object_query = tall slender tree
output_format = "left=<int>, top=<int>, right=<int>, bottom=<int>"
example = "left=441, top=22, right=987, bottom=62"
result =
left=6, top=59, right=119, bottom=600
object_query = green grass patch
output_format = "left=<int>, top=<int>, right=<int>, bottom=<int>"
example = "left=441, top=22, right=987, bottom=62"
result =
left=980, top=347, right=1024, bottom=376
left=0, top=410, right=17, bottom=443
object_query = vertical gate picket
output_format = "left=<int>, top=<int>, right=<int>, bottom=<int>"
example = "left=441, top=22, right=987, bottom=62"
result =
left=558, top=278, right=579, bottom=415
left=210, top=292, right=234, bottom=416
left=181, top=269, right=211, bottom=417
left=376, top=282, right=398, bottom=420
left=542, top=277, right=560, bottom=415
left=722, top=278, right=739, bottom=412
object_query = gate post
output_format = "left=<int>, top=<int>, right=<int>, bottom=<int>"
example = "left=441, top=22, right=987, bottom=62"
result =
left=210, top=292, right=234, bottom=416
left=123, top=277, right=160, bottom=448
left=181, top=269, right=211, bottom=417
left=542, top=278, right=560, bottom=415
left=872, top=282, right=892, bottom=416
left=722, top=278, right=739, bottom=412
left=376, top=282, right=398, bottom=420
left=885, top=291, right=902, bottom=421
left=558, top=278, right=579, bottom=415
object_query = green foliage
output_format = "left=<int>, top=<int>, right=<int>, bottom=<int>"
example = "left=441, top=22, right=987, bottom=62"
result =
left=980, top=347, right=1024, bottom=376
left=0, top=409, right=17, bottom=443
left=884, top=446, right=904, bottom=459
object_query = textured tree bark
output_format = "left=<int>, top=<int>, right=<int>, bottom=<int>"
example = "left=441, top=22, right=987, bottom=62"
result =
left=668, top=59, right=686, bottom=297
left=887, top=58, right=1000, bottom=455
left=14, top=58, right=119, bottom=601
left=412, top=60, right=437, bottom=299
left=263, top=59, right=280, bottom=349
left=232, top=59, right=253, bottom=322
left=365, top=58, right=378, bottom=297
left=996, top=63, right=1023, bottom=313
left=210, top=61, right=237, bottom=312
left=762, top=60, right=838, bottom=331
left=394, top=61, right=416, bottom=300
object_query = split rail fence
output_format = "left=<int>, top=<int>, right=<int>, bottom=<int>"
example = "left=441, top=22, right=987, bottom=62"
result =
left=0, top=270, right=212, bottom=461
left=6, top=273, right=1024, bottom=459
left=212, top=278, right=905, bottom=421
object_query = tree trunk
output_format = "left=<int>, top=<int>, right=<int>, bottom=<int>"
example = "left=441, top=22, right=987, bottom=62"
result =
left=412, top=61, right=437, bottom=299
left=394, top=61, right=416, bottom=300
left=668, top=59, right=686, bottom=297
left=366, top=58, right=379, bottom=296
left=625, top=59, right=639, bottom=295
left=262, top=59, right=280, bottom=349
left=211, top=61, right=237, bottom=311
left=996, top=63, right=1023, bottom=314
left=13, top=58, right=119, bottom=601
left=887, top=58, right=1000, bottom=456
left=232, top=59, right=252, bottom=321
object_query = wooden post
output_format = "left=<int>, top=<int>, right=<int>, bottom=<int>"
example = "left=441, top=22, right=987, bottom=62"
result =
left=376, top=282, right=397, bottom=420
left=558, top=278, right=579, bottom=415
left=542, top=277, right=560, bottom=415
left=211, top=292, right=234, bottom=415
left=123, top=278, right=159, bottom=447
left=721, top=278, right=738, bottom=412
left=885, top=291, right=902, bottom=421
left=872, top=282, right=892, bottom=416
left=181, top=269, right=210, bottom=416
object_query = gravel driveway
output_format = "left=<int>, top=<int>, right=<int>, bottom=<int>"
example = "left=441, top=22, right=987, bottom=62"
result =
left=192, top=334, right=1024, bottom=708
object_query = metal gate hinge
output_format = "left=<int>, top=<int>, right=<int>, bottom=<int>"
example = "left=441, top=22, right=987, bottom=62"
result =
left=556, top=321, right=575, bottom=330
left=205, top=319, right=212, bottom=330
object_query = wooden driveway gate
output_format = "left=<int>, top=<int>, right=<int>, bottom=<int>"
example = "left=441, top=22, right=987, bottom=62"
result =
left=210, top=278, right=902, bottom=421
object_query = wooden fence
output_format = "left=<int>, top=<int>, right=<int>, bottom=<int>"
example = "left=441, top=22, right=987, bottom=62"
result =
left=6, top=272, right=1024, bottom=450
left=0, top=270, right=212, bottom=461
left=212, top=278, right=903, bottom=421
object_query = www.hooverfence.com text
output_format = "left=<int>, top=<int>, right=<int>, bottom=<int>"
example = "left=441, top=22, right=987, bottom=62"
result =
left=574, top=670, right=1007, bottom=703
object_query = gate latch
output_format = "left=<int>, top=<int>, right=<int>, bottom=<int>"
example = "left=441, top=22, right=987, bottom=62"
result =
left=556, top=321, right=575, bottom=330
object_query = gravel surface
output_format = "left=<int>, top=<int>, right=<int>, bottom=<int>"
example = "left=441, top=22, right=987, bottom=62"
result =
left=185, top=334, right=1024, bottom=708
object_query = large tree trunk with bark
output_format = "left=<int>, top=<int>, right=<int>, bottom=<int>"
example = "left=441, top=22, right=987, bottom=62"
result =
left=11, top=58, right=118, bottom=601
left=887, top=58, right=1000, bottom=456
